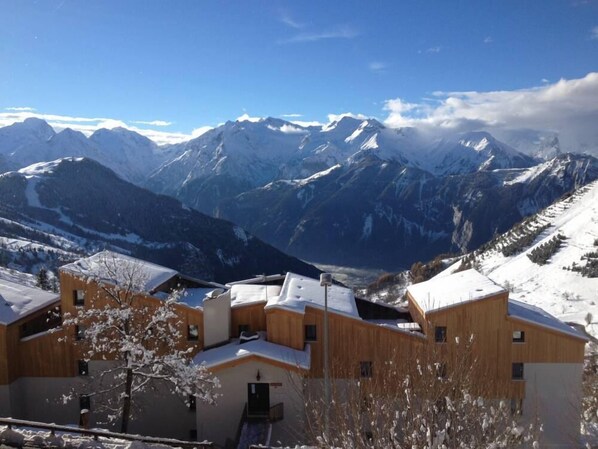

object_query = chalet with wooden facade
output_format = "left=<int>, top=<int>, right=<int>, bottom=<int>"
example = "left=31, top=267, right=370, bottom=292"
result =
left=0, top=252, right=589, bottom=448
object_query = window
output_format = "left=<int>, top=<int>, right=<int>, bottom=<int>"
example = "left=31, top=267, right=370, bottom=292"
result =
left=78, top=360, right=89, bottom=376
left=512, top=330, right=525, bottom=343
left=238, top=324, right=249, bottom=335
left=510, top=398, right=523, bottom=415
left=75, top=325, right=86, bottom=341
left=73, top=289, right=85, bottom=306
left=512, top=363, right=524, bottom=380
left=79, top=395, right=91, bottom=411
left=304, top=324, right=317, bottom=341
left=187, top=324, right=199, bottom=341
left=188, top=395, right=196, bottom=411
left=435, top=326, right=447, bottom=343
left=360, top=361, right=373, bottom=378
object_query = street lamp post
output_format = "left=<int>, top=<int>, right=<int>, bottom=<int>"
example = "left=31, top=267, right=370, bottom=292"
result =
left=320, top=272, right=332, bottom=438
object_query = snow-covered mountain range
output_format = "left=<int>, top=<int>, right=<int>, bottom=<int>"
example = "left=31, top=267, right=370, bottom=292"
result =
left=0, top=157, right=318, bottom=282
left=0, top=116, right=596, bottom=271
left=0, top=118, right=167, bottom=184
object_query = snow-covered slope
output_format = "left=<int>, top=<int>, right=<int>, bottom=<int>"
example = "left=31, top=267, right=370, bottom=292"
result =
left=0, top=157, right=320, bottom=282
left=443, top=180, right=598, bottom=340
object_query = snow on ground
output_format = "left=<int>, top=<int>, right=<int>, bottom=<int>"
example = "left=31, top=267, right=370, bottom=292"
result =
left=444, top=180, right=598, bottom=340
left=0, top=266, right=38, bottom=289
left=0, top=423, right=204, bottom=449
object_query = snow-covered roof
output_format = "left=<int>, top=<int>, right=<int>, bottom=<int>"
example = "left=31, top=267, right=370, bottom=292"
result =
left=0, top=279, right=59, bottom=325
left=265, top=272, right=359, bottom=318
left=225, top=274, right=286, bottom=287
left=508, top=299, right=588, bottom=341
left=194, top=334, right=311, bottom=370
left=231, top=284, right=281, bottom=308
left=61, top=251, right=178, bottom=293
left=407, top=269, right=506, bottom=314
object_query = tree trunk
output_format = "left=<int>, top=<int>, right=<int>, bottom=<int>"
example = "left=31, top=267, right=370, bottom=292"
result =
left=121, top=367, right=134, bottom=433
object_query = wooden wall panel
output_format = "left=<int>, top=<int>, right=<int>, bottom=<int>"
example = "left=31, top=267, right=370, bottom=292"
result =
left=17, top=328, right=74, bottom=378
left=60, top=272, right=204, bottom=362
left=265, top=309, right=304, bottom=350
left=303, top=307, right=423, bottom=380
left=231, top=302, right=267, bottom=337
left=407, top=291, right=586, bottom=399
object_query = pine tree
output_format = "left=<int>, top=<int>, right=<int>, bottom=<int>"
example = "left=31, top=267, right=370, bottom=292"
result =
left=36, top=267, right=51, bottom=291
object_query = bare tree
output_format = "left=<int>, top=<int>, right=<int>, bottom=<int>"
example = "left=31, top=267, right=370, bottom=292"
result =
left=63, top=252, right=219, bottom=433
left=304, top=336, right=540, bottom=448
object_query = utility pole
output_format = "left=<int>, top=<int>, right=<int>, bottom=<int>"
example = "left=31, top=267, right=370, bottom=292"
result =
left=320, top=272, right=332, bottom=439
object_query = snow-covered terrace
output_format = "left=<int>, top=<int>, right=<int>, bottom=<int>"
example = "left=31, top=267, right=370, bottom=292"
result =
left=407, top=269, right=507, bottom=314
left=0, top=279, right=59, bottom=325
left=193, top=333, right=310, bottom=371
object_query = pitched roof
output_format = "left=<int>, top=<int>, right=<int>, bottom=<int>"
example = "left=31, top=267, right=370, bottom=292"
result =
left=265, top=272, right=359, bottom=318
left=193, top=335, right=311, bottom=371
left=0, top=279, right=59, bottom=325
left=508, top=299, right=588, bottom=341
left=407, top=269, right=506, bottom=314
left=61, top=250, right=178, bottom=293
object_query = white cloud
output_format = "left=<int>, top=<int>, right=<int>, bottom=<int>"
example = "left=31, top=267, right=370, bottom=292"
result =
left=483, top=36, right=493, bottom=44
left=426, top=46, right=441, bottom=53
left=236, top=113, right=263, bottom=123
left=327, top=112, right=368, bottom=123
left=383, top=72, right=598, bottom=152
left=5, top=106, right=36, bottom=112
left=279, top=25, right=358, bottom=44
left=279, top=124, right=308, bottom=134
left=279, top=11, right=304, bottom=29
left=368, top=62, right=387, bottom=73
left=290, top=120, right=324, bottom=127
left=282, top=113, right=303, bottom=118
left=591, top=25, right=598, bottom=40
left=132, top=120, right=173, bottom=127
left=191, top=126, right=212, bottom=138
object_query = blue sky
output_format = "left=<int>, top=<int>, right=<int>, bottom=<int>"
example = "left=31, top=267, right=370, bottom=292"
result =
left=1, top=0, right=597, bottom=144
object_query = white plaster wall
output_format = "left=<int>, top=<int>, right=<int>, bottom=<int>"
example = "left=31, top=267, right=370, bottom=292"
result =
left=523, top=363, right=583, bottom=448
left=196, top=360, right=305, bottom=447
left=203, top=292, right=231, bottom=348
left=9, top=377, right=81, bottom=425
left=0, top=385, right=10, bottom=417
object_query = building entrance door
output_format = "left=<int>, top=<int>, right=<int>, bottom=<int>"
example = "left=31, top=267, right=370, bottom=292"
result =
left=247, top=383, right=269, bottom=418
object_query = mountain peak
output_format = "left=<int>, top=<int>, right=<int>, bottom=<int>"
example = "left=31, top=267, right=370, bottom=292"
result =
left=2, top=118, right=55, bottom=140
